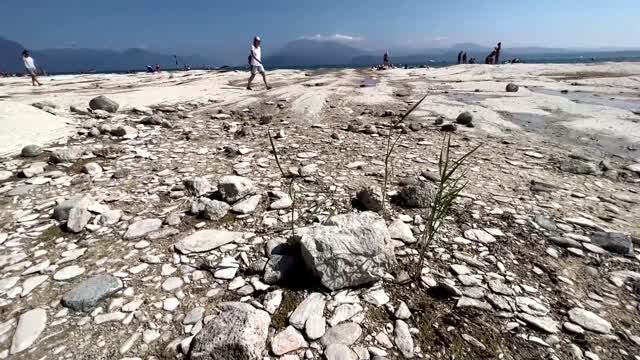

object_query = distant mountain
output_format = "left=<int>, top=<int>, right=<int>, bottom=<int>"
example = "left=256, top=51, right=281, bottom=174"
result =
left=0, top=37, right=25, bottom=73
left=0, top=37, right=214, bottom=73
left=264, top=39, right=370, bottom=67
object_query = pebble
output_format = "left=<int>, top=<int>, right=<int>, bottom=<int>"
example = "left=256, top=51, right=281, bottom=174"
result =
left=10, top=308, right=47, bottom=354
left=53, top=265, right=86, bottom=281
left=162, top=277, right=184, bottom=292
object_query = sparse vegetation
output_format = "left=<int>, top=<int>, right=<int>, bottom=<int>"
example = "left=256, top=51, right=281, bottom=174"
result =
left=413, top=135, right=480, bottom=279
left=270, top=290, right=302, bottom=330
left=39, top=225, right=64, bottom=242
left=268, top=129, right=297, bottom=236
left=381, top=94, right=428, bottom=219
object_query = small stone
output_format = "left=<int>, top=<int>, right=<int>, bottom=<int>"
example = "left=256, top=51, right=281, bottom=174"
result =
left=305, top=315, right=326, bottom=340
left=184, top=307, right=205, bottom=325
left=517, top=313, right=559, bottom=334
left=394, top=301, right=412, bottom=319
left=563, top=322, right=585, bottom=334
left=21, top=145, right=43, bottom=157
left=464, top=229, right=496, bottom=244
left=10, top=308, right=47, bottom=354
left=271, top=326, right=308, bottom=355
left=162, top=277, right=184, bottom=292
left=329, top=304, right=363, bottom=326
left=289, top=293, right=326, bottom=329
left=325, top=343, right=357, bottom=360
left=89, top=95, right=119, bottom=113
left=456, top=111, right=473, bottom=125
left=83, top=162, right=103, bottom=176
left=568, top=308, right=612, bottom=334
left=94, top=312, right=126, bottom=324
left=62, top=274, right=123, bottom=312
left=394, top=320, right=414, bottom=358
left=231, top=194, right=261, bottom=214
left=218, top=176, right=256, bottom=203
left=143, top=329, right=161, bottom=344
left=66, top=207, right=91, bottom=233
left=124, top=219, right=162, bottom=240
left=263, top=290, right=283, bottom=314
left=163, top=298, right=180, bottom=311
left=54, top=265, right=85, bottom=281
left=174, top=229, right=243, bottom=254
left=362, top=288, right=390, bottom=306
left=321, top=322, right=362, bottom=346
left=388, top=220, right=415, bottom=243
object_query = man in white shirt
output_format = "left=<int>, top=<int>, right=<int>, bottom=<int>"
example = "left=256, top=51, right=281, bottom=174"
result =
left=22, top=50, right=42, bottom=86
left=247, top=36, right=271, bottom=90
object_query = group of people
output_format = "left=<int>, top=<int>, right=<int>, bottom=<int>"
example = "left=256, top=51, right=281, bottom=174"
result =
left=457, top=42, right=502, bottom=65
left=456, top=51, right=477, bottom=64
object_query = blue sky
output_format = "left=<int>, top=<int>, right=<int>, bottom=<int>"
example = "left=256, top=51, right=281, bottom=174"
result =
left=1, top=0, right=638, bottom=62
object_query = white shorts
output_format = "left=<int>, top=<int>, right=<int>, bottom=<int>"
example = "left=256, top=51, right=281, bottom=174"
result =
left=251, top=65, right=265, bottom=75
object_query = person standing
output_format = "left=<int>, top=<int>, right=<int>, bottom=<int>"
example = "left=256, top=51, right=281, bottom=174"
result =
left=22, top=50, right=42, bottom=86
left=494, top=42, right=502, bottom=64
left=457, top=51, right=463, bottom=64
left=247, top=36, right=271, bottom=90
left=383, top=51, right=390, bottom=67
left=462, top=52, right=468, bottom=64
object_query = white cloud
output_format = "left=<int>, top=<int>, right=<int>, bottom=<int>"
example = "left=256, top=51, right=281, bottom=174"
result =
left=302, top=33, right=363, bottom=42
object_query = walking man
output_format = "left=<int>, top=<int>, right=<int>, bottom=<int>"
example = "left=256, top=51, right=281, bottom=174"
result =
left=247, top=36, right=271, bottom=90
left=22, top=50, right=42, bottom=86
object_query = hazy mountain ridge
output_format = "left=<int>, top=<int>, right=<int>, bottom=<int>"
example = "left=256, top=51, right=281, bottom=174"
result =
left=0, top=37, right=213, bottom=73
left=2, top=36, right=640, bottom=73
left=263, top=39, right=369, bottom=66
left=268, top=40, right=640, bottom=66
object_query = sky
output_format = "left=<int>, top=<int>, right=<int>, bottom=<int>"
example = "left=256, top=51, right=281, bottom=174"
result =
left=1, top=0, right=639, bottom=63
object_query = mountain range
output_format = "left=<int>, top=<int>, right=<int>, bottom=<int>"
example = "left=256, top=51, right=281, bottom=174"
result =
left=0, top=37, right=212, bottom=73
left=2, top=36, right=640, bottom=74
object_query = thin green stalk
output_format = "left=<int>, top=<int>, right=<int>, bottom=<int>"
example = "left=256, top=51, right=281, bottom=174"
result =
left=269, top=129, right=297, bottom=237
left=381, top=94, right=428, bottom=218
left=413, top=134, right=481, bottom=280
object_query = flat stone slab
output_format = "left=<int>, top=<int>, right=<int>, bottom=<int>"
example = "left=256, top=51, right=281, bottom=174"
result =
left=62, top=274, right=123, bottom=312
left=321, top=322, right=362, bottom=346
left=11, top=308, right=47, bottom=354
left=174, top=229, right=243, bottom=254
left=568, top=308, right=613, bottom=334
left=124, top=218, right=162, bottom=240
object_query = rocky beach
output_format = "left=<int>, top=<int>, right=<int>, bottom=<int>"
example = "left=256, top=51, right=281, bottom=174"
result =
left=0, top=62, right=639, bottom=360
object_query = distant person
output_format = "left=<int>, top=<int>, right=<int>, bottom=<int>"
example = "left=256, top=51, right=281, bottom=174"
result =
left=383, top=51, right=390, bottom=67
left=22, top=50, right=42, bottom=86
left=485, top=53, right=494, bottom=64
left=247, top=36, right=271, bottom=90
left=462, top=52, right=468, bottom=64
left=457, top=51, right=463, bottom=64
left=494, top=42, right=502, bottom=64
left=469, top=57, right=476, bottom=64
left=154, top=64, right=161, bottom=72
